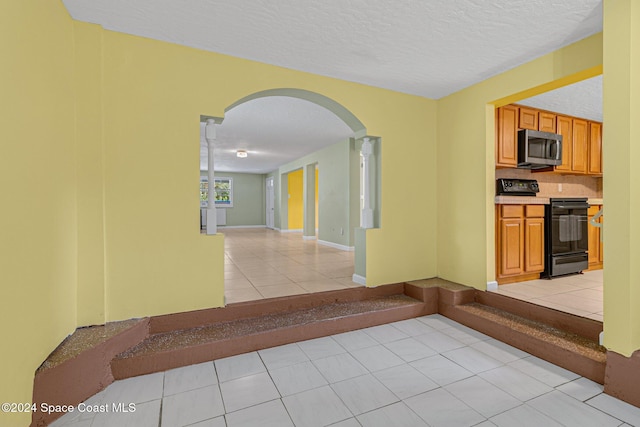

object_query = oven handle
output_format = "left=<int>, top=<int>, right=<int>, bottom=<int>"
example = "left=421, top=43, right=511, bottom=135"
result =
left=552, top=204, right=589, bottom=209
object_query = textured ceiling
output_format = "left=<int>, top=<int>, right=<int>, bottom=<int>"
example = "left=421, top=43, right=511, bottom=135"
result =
left=518, top=75, right=603, bottom=123
left=63, top=0, right=603, bottom=174
left=62, top=0, right=602, bottom=99
left=200, top=97, right=354, bottom=173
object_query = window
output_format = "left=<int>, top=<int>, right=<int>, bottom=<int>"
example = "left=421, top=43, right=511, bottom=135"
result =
left=200, top=176, right=233, bottom=208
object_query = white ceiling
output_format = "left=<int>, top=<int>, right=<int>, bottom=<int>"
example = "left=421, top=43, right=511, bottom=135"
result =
left=518, top=75, right=603, bottom=123
left=200, top=97, right=354, bottom=173
left=63, top=0, right=604, bottom=174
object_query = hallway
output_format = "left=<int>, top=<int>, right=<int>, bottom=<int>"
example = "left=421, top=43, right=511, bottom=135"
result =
left=223, top=228, right=359, bottom=304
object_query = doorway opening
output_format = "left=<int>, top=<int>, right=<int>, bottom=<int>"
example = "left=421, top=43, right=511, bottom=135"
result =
left=200, top=88, right=380, bottom=303
left=490, top=74, right=604, bottom=322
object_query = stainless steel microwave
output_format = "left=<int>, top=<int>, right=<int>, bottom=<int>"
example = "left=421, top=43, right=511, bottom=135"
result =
left=517, top=129, right=563, bottom=170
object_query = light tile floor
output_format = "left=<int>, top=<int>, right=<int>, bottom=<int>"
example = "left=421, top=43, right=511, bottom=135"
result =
left=50, top=314, right=639, bottom=427
left=222, top=228, right=359, bottom=304
left=222, top=228, right=605, bottom=321
left=490, top=270, right=604, bottom=321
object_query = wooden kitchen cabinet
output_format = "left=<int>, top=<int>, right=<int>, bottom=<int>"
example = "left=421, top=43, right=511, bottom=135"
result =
left=588, top=122, right=603, bottom=175
left=497, top=204, right=545, bottom=284
left=538, top=112, right=557, bottom=133
left=519, top=107, right=538, bottom=130
left=572, top=118, right=589, bottom=174
left=497, top=105, right=519, bottom=167
left=588, top=204, right=603, bottom=270
left=555, top=115, right=573, bottom=172
left=499, top=205, right=524, bottom=276
left=524, top=205, right=545, bottom=273
left=495, top=104, right=603, bottom=175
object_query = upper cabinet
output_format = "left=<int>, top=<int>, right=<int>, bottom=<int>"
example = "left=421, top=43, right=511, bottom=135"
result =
left=519, top=107, right=538, bottom=130
left=555, top=116, right=572, bottom=172
left=572, top=119, right=589, bottom=174
left=538, top=112, right=557, bottom=133
left=495, top=104, right=603, bottom=176
left=496, top=105, right=518, bottom=167
left=588, top=122, right=603, bottom=175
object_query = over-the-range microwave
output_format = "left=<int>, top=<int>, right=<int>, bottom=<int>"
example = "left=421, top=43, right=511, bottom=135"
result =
left=517, top=129, right=563, bottom=170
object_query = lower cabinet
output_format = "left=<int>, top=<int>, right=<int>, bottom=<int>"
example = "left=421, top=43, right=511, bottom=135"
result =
left=497, top=204, right=545, bottom=284
left=588, top=205, right=604, bottom=270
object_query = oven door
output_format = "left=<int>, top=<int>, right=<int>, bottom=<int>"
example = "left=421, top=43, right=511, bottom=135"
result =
left=550, top=202, right=588, bottom=255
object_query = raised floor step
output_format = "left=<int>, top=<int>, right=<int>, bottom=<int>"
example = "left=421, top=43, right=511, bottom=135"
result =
left=449, top=302, right=606, bottom=383
left=111, top=293, right=427, bottom=379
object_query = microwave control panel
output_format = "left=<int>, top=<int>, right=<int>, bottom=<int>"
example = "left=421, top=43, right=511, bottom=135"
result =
left=496, top=178, right=539, bottom=196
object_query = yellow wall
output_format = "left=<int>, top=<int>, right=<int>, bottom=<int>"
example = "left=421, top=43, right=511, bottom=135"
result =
left=365, top=96, right=439, bottom=285
left=75, top=21, right=106, bottom=326
left=73, top=22, right=439, bottom=321
left=436, top=34, right=602, bottom=289
left=288, top=169, right=304, bottom=229
left=4, top=4, right=621, bottom=422
left=101, top=32, right=226, bottom=320
left=602, top=0, right=640, bottom=356
left=0, top=2, right=77, bottom=425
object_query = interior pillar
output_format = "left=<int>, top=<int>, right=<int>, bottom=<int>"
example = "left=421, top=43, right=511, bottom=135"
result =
left=602, top=0, right=640, bottom=406
left=205, top=119, right=217, bottom=235
left=303, top=163, right=316, bottom=239
left=361, top=137, right=374, bottom=228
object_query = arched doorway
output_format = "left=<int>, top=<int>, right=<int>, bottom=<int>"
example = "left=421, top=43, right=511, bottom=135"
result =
left=201, top=89, right=380, bottom=303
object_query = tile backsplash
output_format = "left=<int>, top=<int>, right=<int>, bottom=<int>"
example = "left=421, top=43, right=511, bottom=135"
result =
left=495, top=168, right=602, bottom=198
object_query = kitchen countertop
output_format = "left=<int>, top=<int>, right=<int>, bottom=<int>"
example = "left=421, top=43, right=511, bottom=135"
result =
left=495, top=196, right=604, bottom=205
left=495, top=196, right=549, bottom=204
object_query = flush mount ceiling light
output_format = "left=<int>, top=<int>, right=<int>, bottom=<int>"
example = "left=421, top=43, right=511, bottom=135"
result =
left=236, top=150, right=248, bottom=158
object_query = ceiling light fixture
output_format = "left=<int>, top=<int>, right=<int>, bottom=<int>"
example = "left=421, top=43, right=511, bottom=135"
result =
left=236, top=150, right=248, bottom=158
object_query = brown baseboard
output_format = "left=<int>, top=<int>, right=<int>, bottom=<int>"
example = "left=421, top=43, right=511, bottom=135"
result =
left=605, top=350, right=640, bottom=408
left=497, top=272, right=541, bottom=285
left=475, top=291, right=602, bottom=342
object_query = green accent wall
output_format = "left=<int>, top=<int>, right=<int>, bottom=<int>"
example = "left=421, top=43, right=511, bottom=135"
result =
left=201, top=171, right=266, bottom=226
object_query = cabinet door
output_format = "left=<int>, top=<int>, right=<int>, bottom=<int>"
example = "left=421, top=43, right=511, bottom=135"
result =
left=539, top=112, right=557, bottom=133
left=588, top=122, right=603, bottom=175
left=500, top=218, right=524, bottom=276
left=588, top=213, right=600, bottom=265
left=524, top=217, right=545, bottom=273
left=572, top=119, right=589, bottom=173
left=555, top=116, right=572, bottom=172
left=497, top=106, right=518, bottom=167
left=599, top=208, right=604, bottom=263
left=519, top=107, right=538, bottom=130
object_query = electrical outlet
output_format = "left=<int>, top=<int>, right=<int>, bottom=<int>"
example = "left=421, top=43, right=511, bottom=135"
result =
left=558, top=183, right=563, bottom=192
left=340, top=228, right=344, bottom=235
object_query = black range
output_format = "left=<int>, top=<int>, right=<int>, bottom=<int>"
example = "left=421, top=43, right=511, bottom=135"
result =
left=543, top=198, right=589, bottom=278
